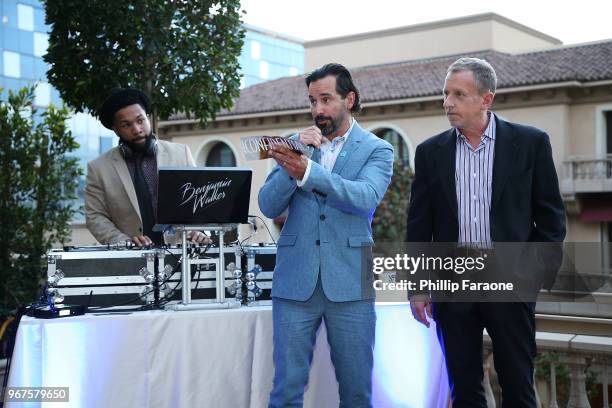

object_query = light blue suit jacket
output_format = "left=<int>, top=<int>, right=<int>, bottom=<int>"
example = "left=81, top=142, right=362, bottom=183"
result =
left=258, top=121, right=394, bottom=302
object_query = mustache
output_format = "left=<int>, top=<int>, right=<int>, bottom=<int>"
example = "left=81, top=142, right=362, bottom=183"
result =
left=315, top=115, right=332, bottom=123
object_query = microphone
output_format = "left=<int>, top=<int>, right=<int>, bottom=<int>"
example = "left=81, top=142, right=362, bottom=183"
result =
left=305, top=144, right=315, bottom=159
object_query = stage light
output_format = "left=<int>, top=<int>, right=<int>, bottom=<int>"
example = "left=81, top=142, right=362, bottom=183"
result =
left=139, top=267, right=154, bottom=283
left=52, top=292, right=65, bottom=304
left=47, top=269, right=65, bottom=286
left=158, top=265, right=172, bottom=282
left=139, top=284, right=155, bottom=303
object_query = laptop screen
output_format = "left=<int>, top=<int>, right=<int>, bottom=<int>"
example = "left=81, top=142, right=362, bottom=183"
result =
left=156, top=167, right=252, bottom=225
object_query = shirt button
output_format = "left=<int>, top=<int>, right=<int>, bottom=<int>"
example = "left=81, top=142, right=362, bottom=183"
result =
left=474, top=218, right=477, bottom=222
left=316, top=239, right=320, bottom=246
left=473, top=195, right=477, bottom=200
left=320, top=214, right=326, bottom=221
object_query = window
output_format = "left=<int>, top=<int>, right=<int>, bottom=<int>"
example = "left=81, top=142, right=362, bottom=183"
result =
left=606, top=111, right=612, bottom=155
left=68, top=112, right=89, bottom=136
left=373, top=127, right=411, bottom=168
left=33, top=32, right=48, bottom=57
left=99, top=136, right=113, bottom=154
left=17, top=4, right=34, bottom=31
left=34, top=82, right=50, bottom=106
left=250, top=40, right=261, bottom=60
left=603, top=222, right=612, bottom=275
left=289, top=66, right=299, bottom=76
left=259, top=61, right=269, bottom=79
left=20, top=54, right=35, bottom=80
left=206, top=142, right=236, bottom=167
left=3, top=51, right=21, bottom=77
left=33, top=7, right=46, bottom=32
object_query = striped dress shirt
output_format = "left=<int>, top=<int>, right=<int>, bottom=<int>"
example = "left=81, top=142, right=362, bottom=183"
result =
left=455, top=112, right=496, bottom=247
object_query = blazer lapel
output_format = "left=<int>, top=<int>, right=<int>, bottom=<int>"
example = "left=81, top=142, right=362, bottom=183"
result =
left=491, top=117, right=519, bottom=209
left=156, top=140, right=170, bottom=166
left=435, top=129, right=458, bottom=221
left=111, top=148, right=141, bottom=220
left=332, top=122, right=363, bottom=175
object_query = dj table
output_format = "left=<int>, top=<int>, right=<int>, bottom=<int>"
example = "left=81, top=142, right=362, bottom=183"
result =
left=6, top=304, right=450, bottom=408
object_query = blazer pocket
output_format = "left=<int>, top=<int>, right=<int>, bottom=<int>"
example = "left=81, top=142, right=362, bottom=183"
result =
left=348, top=235, right=374, bottom=247
left=277, top=234, right=297, bottom=247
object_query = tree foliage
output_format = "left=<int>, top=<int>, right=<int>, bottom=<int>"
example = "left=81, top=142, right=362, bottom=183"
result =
left=43, top=0, right=244, bottom=129
left=0, top=87, right=81, bottom=313
left=373, top=162, right=413, bottom=242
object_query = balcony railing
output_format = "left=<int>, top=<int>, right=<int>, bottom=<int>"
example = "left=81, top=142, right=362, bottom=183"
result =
left=562, top=156, right=612, bottom=194
left=483, top=324, right=612, bottom=408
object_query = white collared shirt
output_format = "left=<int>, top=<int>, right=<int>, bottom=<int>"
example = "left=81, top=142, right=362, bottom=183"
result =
left=297, top=118, right=354, bottom=186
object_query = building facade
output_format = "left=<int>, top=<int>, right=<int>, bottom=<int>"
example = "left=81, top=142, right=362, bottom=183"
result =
left=155, top=14, right=611, bottom=246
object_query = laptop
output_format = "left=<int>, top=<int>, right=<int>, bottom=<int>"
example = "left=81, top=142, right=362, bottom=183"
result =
left=156, top=167, right=252, bottom=225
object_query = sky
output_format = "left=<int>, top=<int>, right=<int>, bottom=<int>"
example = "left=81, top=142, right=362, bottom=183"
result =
left=240, top=0, right=612, bottom=45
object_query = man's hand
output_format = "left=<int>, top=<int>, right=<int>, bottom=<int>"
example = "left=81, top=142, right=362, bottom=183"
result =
left=298, top=126, right=324, bottom=148
left=269, top=146, right=309, bottom=180
left=131, top=235, right=153, bottom=247
left=410, top=295, right=433, bottom=328
left=186, top=230, right=211, bottom=245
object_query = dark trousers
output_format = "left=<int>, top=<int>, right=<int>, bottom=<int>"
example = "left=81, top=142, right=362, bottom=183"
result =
left=434, top=302, right=537, bottom=408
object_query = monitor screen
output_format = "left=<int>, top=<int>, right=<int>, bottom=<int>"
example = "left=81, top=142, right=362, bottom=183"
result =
left=156, top=167, right=252, bottom=225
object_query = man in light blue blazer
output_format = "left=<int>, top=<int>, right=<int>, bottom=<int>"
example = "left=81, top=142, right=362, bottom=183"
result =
left=259, top=63, right=394, bottom=408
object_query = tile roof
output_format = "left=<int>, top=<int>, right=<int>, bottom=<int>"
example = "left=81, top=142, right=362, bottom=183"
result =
left=169, top=40, right=612, bottom=120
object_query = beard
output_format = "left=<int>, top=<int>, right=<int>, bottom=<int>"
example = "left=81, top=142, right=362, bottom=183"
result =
left=121, top=133, right=154, bottom=154
left=314, top=115, right=338, bottom=137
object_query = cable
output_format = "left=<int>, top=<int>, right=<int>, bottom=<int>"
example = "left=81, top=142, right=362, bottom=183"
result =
left=156, top=244, right=215, bottom=307
left=192, top=243, right=213, bottom=292
left=1, top=306, right=26, bottom=404
left=240, top=233, right=255, bottom=246
left=87, top=245, right=190, bottom=311
left=0, top=316, right=15, bottom=340
left=248, top=214, right=277, bottom=246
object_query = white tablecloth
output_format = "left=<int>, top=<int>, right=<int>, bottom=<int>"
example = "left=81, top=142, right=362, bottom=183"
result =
left=7, top=304, right=449, bottom=408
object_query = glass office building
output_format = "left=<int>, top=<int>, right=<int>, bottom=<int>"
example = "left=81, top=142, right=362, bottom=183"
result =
left=1, top=1, right=304, bottom=219
left=0, top=0, right=117, bottom=218
left=240, top=24, right=304, bottom=88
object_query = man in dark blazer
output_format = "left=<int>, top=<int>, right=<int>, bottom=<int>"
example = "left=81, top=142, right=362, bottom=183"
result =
left=406, top=57, right=566, bottom=407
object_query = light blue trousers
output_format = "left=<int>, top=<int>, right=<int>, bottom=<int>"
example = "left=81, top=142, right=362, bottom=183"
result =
left=268, top=278, right=376, bottom=408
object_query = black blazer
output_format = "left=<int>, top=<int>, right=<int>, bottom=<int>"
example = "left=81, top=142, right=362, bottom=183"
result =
left=406, top=115, right=566, bottom=244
